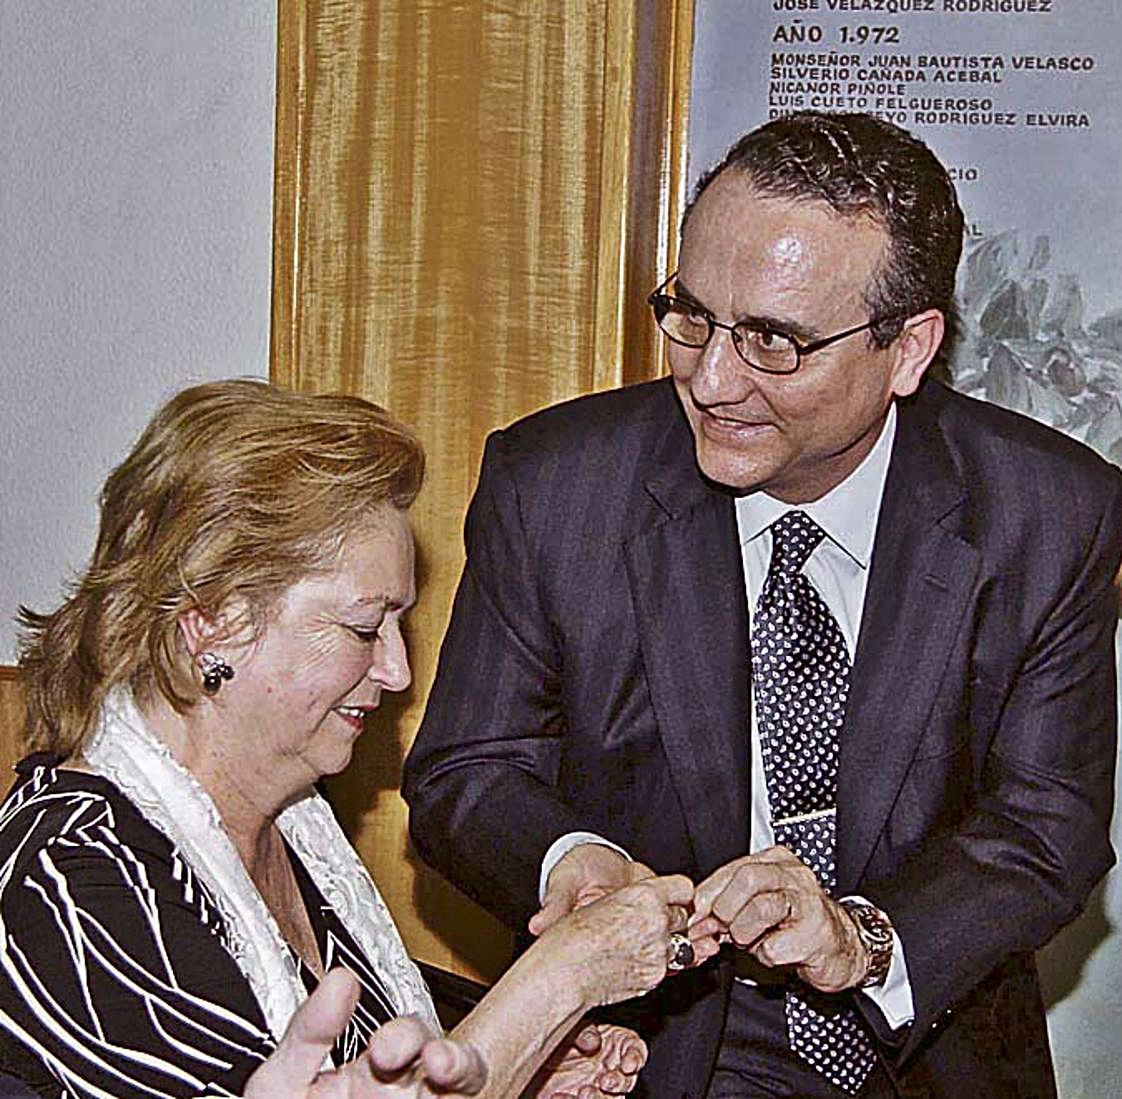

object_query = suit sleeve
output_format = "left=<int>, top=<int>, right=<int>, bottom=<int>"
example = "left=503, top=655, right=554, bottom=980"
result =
left=403, top=430, right=592, bottom=927
left=871, top=472, right=1122, bottom=1059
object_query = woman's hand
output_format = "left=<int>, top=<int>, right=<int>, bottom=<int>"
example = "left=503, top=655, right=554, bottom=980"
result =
left=242, top=878, right=721, bottom=1099
left=242, top=969, right=486, bottom=1099
left=537, top=874, right=717, bottom=1009
left=528, top=1022, right=647, bottom=1098
left=433, top=874, right=720, bottom=1097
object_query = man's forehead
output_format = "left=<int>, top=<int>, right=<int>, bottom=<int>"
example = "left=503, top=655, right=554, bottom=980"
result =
left=681, top=176, right=889, bottom=274
left=689, top=171, right=882, bottom=232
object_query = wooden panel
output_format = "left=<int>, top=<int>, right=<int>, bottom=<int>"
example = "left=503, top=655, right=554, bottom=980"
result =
left=0, top=667, right=26, bottom=795
left=270, top=0, right=694, bottom=981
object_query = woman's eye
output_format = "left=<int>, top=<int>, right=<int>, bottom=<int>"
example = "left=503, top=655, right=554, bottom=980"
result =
left=348, top=625, right=382, bottom=643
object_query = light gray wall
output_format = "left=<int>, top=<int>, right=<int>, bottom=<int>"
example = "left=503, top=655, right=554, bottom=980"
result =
left=0, top=2, right=275, bottom=662
left=689, top=4, right=1121, bottom=1095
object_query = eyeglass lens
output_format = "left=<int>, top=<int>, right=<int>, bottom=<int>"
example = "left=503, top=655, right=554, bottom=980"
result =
left=654, top=297, right=799, bottom=374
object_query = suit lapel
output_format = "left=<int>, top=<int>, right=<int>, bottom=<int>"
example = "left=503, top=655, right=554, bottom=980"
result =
left=838, top=390, right=980, bottom=891
left=623, top=419, right=752, bottom=877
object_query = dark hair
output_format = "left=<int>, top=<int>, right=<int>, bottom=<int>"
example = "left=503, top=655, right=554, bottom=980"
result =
left=684, top=111, right=963, bottom=348
left=19, top=379, right=425, bottom=753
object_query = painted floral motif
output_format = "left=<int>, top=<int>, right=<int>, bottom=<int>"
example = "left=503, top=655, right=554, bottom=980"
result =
left=946, top=231, right=1122, bottom=466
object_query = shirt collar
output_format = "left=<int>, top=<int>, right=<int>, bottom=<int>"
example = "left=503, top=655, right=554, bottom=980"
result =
left=734, top=402, right=897, bottom=570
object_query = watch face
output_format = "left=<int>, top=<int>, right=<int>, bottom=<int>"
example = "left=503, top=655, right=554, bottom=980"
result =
left=844, top=902, right=893, bottom=986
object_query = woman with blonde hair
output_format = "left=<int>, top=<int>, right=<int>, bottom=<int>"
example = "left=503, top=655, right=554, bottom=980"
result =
left=0, top=380, right=711, bottom=1098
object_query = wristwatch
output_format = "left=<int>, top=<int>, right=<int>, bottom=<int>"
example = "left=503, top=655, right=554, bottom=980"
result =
left=840, top=898, right=894, bottom=988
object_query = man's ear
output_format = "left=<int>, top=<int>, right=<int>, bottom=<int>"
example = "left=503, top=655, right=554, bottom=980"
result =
left=889, top=309, right=945, bottom=397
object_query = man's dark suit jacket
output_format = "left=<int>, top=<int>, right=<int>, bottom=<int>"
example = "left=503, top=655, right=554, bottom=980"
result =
left=404, top=377, right=1122, bottom=1098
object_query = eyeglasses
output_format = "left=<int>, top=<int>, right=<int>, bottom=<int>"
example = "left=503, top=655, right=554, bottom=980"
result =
left=648, top=272, right=895, bottom=376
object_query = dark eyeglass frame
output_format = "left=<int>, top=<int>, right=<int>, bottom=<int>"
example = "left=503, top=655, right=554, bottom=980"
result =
left=648, top=272, right=899, bottom=376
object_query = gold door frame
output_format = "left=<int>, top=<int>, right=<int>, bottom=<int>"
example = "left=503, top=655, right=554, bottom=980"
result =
left=269, top=0, right=694, bottom=979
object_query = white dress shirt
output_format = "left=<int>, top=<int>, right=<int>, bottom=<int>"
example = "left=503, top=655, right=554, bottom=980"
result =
left=543, top=403, right=914, bottom=1030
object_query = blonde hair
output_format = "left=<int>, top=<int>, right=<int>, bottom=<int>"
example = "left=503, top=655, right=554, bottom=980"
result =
left=19, top=379, right=424, bottom=754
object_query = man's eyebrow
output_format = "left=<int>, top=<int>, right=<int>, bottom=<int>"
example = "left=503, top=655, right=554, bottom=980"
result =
left=671, top=276, right=706, bottom=308
left=673, top=276, right=819, bottom=344
left=746, top=312, right=820, bottom=345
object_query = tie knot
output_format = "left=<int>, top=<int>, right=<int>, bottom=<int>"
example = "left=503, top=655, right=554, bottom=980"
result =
left=768, top=510, right=826, bottom=577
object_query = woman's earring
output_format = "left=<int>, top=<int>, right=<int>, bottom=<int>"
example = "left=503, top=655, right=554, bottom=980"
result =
left=200, top=652, right=236, bottom=695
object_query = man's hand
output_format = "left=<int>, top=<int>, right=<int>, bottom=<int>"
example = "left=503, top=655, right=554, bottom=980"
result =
left=529, top=845, right=654, bottom=936
left=242, top=968, right=487, bottom=1098
left=688, top=846, right=866, bottom=993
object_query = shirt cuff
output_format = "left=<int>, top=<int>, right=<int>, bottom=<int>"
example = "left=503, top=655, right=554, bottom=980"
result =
left=538, top=832, right=632, bottom=904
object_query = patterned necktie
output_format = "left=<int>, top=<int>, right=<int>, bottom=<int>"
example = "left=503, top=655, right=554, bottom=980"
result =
left=751, top=510, right=876, bottom=1095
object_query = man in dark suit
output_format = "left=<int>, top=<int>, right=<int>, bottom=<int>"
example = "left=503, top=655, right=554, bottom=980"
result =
left=403, top=112, right=1122, bottom=1097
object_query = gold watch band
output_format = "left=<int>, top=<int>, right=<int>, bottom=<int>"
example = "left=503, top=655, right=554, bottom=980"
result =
left=841, top=898, right=894, bottom=988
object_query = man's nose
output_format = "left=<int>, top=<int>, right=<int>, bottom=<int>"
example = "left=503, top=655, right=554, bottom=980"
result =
left=690, top=328, right=755, bottom=404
